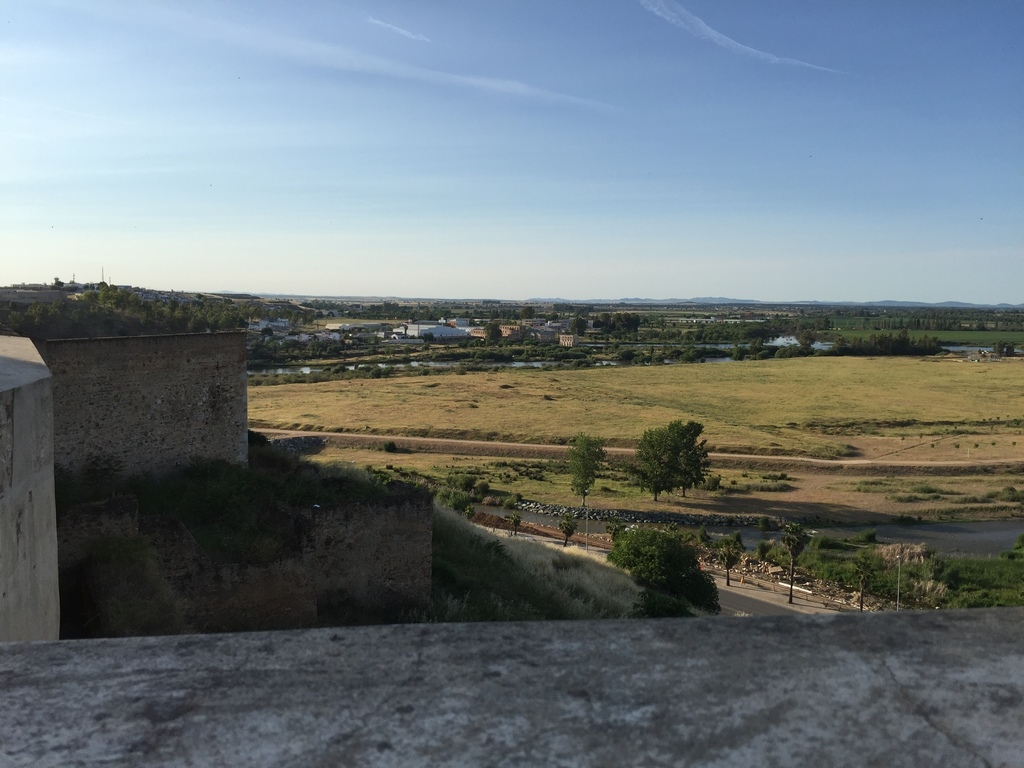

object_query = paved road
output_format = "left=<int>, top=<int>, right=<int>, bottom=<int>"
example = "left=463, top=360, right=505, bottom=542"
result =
left=713, top=576, right=833, bottom=617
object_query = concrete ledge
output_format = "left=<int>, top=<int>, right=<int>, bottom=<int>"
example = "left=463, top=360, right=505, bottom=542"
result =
left=2, top=609, right=1022, bottom=767
left=0, top=336, right=59, bottom=641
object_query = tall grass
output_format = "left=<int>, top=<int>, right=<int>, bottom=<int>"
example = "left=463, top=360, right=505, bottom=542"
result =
left=427, top=504, right=640, bottom=622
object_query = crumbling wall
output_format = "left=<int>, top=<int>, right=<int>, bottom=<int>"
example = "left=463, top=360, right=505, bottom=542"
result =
left=0, top=337, right=60, bottom=641
left=36, top=332, right=247, bottom=478
left=301, top=487, right=433, bottom=618
left=55, top=489, right=431, bottom=634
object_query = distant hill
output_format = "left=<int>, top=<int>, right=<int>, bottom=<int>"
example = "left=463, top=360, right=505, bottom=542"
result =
left=524, top=297, right=1024, bottom=309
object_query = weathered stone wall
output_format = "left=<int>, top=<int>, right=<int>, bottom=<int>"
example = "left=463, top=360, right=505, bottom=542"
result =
left=55, top=487, right=432, bottom=634
left=0, top=337, right=60, bottom=641
left=36, top=332, right=247, bottom=478
left=300, top=487, right=433, bottom=617
left=140, top=516, right=318, bottom=633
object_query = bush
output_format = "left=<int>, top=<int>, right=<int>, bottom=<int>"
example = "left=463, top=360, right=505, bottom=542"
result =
left=632, top=589, right=695, bottom=618
left=608, top=528, right=719, bottom=614
left=853, top=529, right=878, bottom=544
left=446, top=474, right=477, bottom=492
left=808, top=535, right=852, bottom=551
left=701, top=474, right=722, bottom=491
left=436, top=488, right=474, bottom=514
left=754, top=539, right=774, bottom=559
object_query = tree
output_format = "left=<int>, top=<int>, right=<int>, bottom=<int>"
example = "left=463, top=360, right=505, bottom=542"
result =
left=673, top=421, right=710, bottom=497
left=608, top=528, right=719, bottom=614
left=852, top=550, right=878, bottom=612
left=606, top=515, right=626, bottom=542
left=630, top=420, right=710, bottom=500
left=781, top=523, right=810, bottom=604
left=567, top=433, right=606, bottom=506
left=716, top=535, right=744, bottom=587
left=558, top=513, right=577, bottom=547
left=484, top=321, right=502, bottom=343
left=506, top=509, right=522, bottom=537
left=569, top=316, right=588, bottom=335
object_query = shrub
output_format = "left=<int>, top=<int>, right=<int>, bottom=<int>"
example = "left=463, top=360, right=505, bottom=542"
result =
left=437, top=488, right=474, bottom=514
left=753, top=539, right=774, bottom=560
left=608, top=528, right=719, bottom=614
left=808, top=535, right=851, bottom=551
left=632, top=589, right=695, bottom=618
left=854, top=529, right=878, bottom=544
left=701, top=474, right=722, bottom=491
left=449, top=474, right=475, bottom=491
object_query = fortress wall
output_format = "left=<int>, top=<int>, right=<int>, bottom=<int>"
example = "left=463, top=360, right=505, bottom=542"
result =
left=302, top=490, right=434, bottom=616
left=0, top=337, right=60, bottom=641
left=36, top=332, right=247, bottom=478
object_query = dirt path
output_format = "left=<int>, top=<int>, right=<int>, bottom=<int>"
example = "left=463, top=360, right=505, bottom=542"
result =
left=257, top=428, right=1024, bottom=474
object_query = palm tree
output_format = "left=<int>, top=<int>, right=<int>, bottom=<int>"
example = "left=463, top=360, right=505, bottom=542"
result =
left=506, top=509, right=522, bottom=537
left=716, top=536, right=743, bottom=587
left=852, top=551, right=877, bottom=611
left=781, top=523, right=809, bottom=604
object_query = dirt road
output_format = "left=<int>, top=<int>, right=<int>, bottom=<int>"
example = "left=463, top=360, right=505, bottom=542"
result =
left=257, top=428, right=1024, bottom=473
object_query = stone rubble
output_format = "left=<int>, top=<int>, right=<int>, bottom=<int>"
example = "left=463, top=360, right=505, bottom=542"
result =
left=514, top=499, right=780, bottom=528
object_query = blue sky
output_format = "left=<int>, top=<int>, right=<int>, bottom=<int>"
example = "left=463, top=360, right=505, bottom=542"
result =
left=2, top=1, right=1021, bottom=302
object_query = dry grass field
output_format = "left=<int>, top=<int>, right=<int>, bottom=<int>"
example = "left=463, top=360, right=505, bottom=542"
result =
left=303, top=442, right=1024, bottom=525
left=250, top=356, right=1024, bottom=460
left=253, top=356, right=1024, bottom=524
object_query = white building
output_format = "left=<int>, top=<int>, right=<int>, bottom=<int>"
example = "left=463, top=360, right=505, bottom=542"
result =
left=398, top=323, right=471, bottom=339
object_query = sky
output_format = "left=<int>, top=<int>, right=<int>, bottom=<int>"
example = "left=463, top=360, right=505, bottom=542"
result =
left=2, top=1, right=1021, bottom=303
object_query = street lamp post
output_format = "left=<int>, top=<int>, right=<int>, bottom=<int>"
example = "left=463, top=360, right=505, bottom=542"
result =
left=896, top=554, right=902, bottom=612
left=582, top=489, right=589, bottom=552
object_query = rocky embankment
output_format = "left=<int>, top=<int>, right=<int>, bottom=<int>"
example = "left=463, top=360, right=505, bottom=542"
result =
left=270, top=436, right=328, bottom=453
left=515, top=500, right=779, bottom=528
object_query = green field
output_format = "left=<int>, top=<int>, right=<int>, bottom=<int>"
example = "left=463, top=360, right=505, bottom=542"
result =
left=250, top=356, right=1024, bottom=459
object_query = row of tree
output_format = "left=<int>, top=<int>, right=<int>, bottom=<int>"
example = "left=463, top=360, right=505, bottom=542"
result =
left=2, top=285, right=312, bottom=340
left=566, top=420, right=710, bottom=505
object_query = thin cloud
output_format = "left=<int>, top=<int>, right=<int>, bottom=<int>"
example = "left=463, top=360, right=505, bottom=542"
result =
left=366, top=16, right=430, bottom=43
left=638, top=0, right=841, bottom=73
left=59, top=1, right=603, bottom=108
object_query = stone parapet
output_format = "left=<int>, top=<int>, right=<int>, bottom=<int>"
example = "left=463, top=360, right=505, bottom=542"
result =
left=1, top=608, right=1022, bottom=766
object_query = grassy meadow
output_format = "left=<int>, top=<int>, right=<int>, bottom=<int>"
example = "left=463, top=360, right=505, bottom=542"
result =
left=250, top=356, right=1024, bottom=459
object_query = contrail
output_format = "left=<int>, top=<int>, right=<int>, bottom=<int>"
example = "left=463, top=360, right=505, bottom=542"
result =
left=57, top=1, right=606, bottom=108
left=637, top=0, right=841, bottom=73
left=366, top=16, right=430, bottom=43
